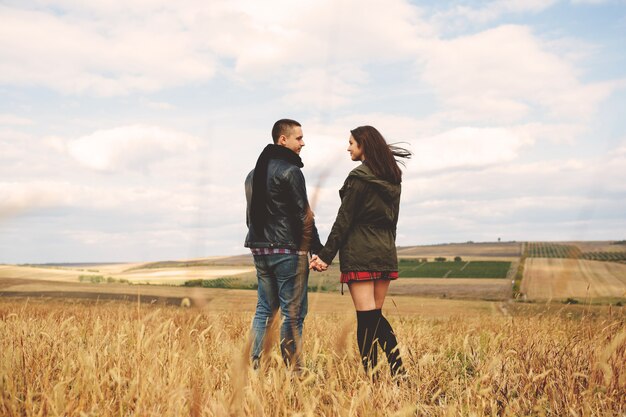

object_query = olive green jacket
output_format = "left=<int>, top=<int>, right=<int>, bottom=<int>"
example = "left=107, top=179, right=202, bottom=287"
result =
left=317, top=163, right=400, bottom=272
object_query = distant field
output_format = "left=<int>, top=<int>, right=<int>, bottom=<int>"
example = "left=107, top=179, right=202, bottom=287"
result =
left=525, top=242, right=583, bottom=258
left=389, top=278, right=511, bottom=300
left=521, top=258, right=626, bottom=301
left=398, top=260, right=512, bottom=278
left=130, top=254, right=254, bottom=269
left=397, top=242, right=521, bottom=259
left=524, top=241, right=626, bottom=263
left=572, top=241, right=626, bottom=253
left=0, top=264, right=255, bottom=285
left=4, top=240, right=626, bottom=305
left=0, top=265, right=513, bottom=305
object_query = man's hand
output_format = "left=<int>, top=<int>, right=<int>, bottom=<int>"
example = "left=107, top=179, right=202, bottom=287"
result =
left=309, top=255, right=328, bottom=271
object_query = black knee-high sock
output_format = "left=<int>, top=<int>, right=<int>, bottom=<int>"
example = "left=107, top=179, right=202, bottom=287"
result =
left=373, top=309, right=405, bottom=376
left=356, top=310, right=379, bottom=374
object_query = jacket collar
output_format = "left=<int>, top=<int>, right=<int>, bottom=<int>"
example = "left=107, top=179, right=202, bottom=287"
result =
left=261, top=144, right=303, bottom=167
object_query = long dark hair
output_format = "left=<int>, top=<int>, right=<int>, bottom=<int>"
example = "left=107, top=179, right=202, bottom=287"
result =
left=350, top=125, right=412, bottom=184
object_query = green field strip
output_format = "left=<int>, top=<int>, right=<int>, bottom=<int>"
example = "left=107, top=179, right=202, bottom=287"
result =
left=398, top=261, right=511, bottom=279
left=448, top=262, right=511, bottom=278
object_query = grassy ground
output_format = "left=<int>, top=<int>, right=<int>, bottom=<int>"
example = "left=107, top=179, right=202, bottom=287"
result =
left=398, top=260, right=511, bottom=278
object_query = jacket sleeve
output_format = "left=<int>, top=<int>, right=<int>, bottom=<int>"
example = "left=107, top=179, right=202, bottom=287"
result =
left=244, top=170, right=253, bottom=228
left=284, top=167, right=322, bottom=253
left=309, top=217, right=323, bottom=254
left=317, top=177, right=364, bottom=265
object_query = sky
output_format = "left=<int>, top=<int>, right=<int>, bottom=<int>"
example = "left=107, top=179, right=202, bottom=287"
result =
left=1, top=0, right=625, bottom=263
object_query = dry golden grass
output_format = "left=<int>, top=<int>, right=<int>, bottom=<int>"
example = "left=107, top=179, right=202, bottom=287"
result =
left=522, top=258, right=626, bottom=301
left=1, top=298, right=624, bottom=416
left=568, top=241, right=626, bottom=253
left=0, top=284, right=498, bottom=317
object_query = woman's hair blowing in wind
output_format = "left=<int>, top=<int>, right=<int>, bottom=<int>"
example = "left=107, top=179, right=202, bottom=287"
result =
left=350, top=125, right=412, bottom=184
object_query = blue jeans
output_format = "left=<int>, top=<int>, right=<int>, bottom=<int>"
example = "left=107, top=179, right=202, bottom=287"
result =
left=251, top=254, right=309, bottom=368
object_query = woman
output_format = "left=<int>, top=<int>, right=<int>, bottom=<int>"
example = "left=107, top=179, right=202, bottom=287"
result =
left=310, top=125, right=411, bottom=378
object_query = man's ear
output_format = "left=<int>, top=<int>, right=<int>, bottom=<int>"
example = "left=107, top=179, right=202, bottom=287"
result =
left=277, top=135, right=286, bottom=146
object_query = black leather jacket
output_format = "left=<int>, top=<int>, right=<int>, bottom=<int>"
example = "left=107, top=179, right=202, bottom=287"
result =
left=244, top=158, right=323, bottom=253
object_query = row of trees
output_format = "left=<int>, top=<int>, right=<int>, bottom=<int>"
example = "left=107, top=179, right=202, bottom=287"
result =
left=581, top=252, right=626, bottom=262
left=525, top=242, right=583, bottom=259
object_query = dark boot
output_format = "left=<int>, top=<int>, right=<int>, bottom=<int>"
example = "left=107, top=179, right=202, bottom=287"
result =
left=374, top=309, right=405, bottom=377
left=356, top=309, right=379, bottom=375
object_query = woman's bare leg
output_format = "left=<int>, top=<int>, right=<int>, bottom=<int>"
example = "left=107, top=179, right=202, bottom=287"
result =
left=348, top=281, right=378, bottom=374
left=347, top=281, right=376, bottom=311
left=373, top=280, right=390, bottom=309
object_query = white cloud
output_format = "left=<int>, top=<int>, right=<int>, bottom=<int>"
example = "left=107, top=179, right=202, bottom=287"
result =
left=0, top=178, right=241, bottom=221
left=65, top=125, right=201, bottom=171
left=312, top=113, right=444, bottom=141
left=0, top=128, right=32, bottom=142
left=418, top=25, right=616, bottom=123
left=395, top=144, right=626, bottom=244
left=0, top=0, right=432, bottom=107
left=571, top=0, right=611, bottom=4
left=401, top=144, right=626, bottom=209
left=0, top=114, right=33, bottom=126
left=0, top=175, right=247, bottom=261
left=0, top=4, right=216, bottom=96
left=0, top=181, right=74, bottom=219
left=601, top=142, right=626, bottom=193
left=0, top=129, right=36, bottom=162
left=612, top=138, right=626, bottom=156
left=0, top=0, right=428, bottom=98
left=510, top=122, right=587, bottom=144
left=281, top=66, right=369, bottom=109
left=438, top=0, right=559, bottom=25
left=217, top=0, right=428, bottom=74
left=141, top=99, right=175, bottom=110
left=409, top=126, right=530, bottom=172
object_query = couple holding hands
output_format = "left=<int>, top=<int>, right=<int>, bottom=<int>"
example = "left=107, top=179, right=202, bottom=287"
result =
left=244, top=119, right=411, bottom=378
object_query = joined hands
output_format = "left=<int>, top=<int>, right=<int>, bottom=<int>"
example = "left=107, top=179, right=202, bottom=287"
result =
left=309, top=255, right=328, bottom=272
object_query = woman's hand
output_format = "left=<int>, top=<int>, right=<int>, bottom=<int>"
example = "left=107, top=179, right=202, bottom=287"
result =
left=309, top=255, right=328, bottom=271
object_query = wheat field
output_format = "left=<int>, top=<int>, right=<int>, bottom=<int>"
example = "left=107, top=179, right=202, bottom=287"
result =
left=522, top=258, right=626, bottom=301
left=1, top=298, right=624, bottom=417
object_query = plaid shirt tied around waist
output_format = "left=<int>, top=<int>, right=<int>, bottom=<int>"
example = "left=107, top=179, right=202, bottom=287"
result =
left=250, top=248, right=308, bottom=256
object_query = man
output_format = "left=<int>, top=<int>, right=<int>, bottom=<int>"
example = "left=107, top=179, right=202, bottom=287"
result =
left=244, top=119, right=323, bottom=370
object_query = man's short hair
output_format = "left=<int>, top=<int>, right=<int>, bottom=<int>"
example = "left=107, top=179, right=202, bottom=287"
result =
left=272, top=119, right=301, bottom=144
